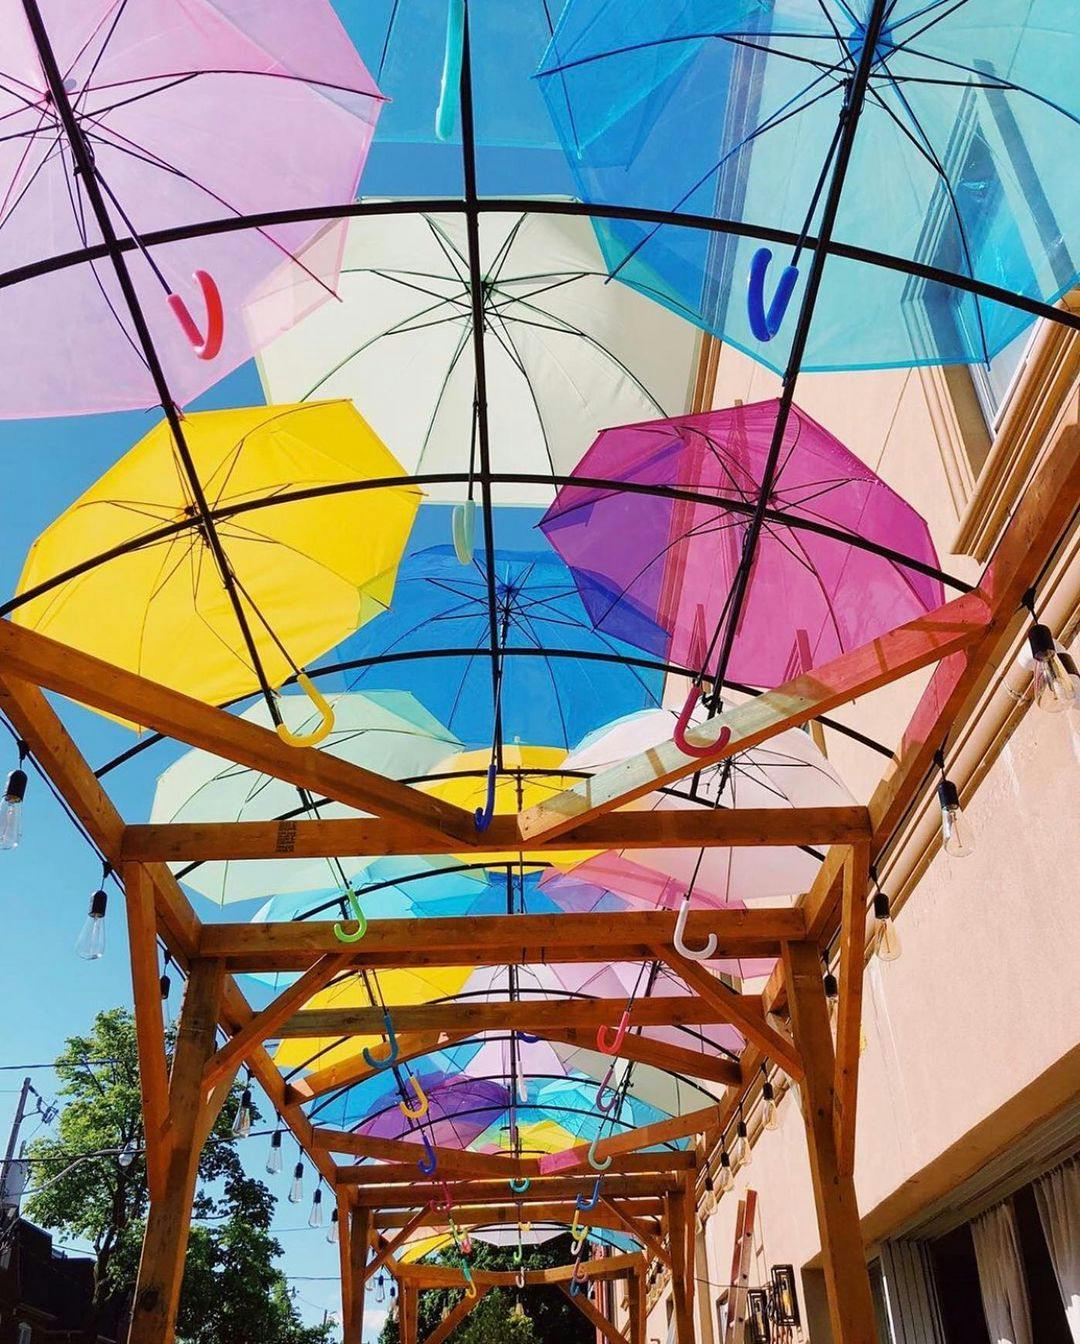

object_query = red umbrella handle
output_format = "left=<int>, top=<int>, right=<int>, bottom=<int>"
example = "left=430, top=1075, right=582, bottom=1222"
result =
left=167, top=269, right=224, bottom=360
left=673, top=684, right=731, bottom=759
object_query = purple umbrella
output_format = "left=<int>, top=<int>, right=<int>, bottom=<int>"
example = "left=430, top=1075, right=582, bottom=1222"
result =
left=357, top=1072, right=509, bottom=1152
left=0, top=0, right=382, bottom=415
left=541, top=399, right=944, bottom=688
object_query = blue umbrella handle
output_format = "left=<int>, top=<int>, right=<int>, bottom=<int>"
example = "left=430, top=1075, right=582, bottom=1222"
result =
left=418, top=1132, right=438, bottom=1175
left=747, top=247, right=799, bottom=342
left=575, top=1175, right=602, bottom=1212
left=436, top=0, right=466, bottom=141
left=362, top=1010, right=400, bottom=1070
left=474, top=760, right=497, bottom=832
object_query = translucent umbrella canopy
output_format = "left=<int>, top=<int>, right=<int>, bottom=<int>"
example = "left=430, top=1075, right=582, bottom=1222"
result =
left=255, top=209, right=698, bottom=505
left=560, top=706, right=854, bottom=904
left=536, top=0, right=1080, bottom=372
left=151, top=691, right=460, bottom=904
left=541, top=400, right=944, bottom=688
left=12, top=402, right=421, bottom=718
left=0, top=0, right=383, bottom=415
left=331, top=543, right=663, bottom=751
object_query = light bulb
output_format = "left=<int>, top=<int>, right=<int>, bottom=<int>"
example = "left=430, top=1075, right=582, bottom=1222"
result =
left=733, top=1117, right=751, bottom=1168
left=1028, top=625, right=1076, bottom=714
left=374, top=1275, right=386, bottom=1305
left=1, top=768, right=27, bottom=850
left=232, top=1088, right=253, bottom=1139
left=266, top=1129, right=283, bottom=1175
left=762, top=1079, right=779, bottom=1131
left=938, top=780, right=974, bottom=858
left=75, top=888, right=108, bottom=960
left=118, top=1138, right=137, bottom=1169
left=873, top=891, right=902, bottom=963
left=824, top=967, right=839, bottom=1035
left=288, top=1162, right=304, bottom=1204
left=701, top=1175, right=717, bottom=1218
left=511, top=1300, right=526, bottom=1320
left=327, top=1208, right=339, bottom=1244
left=308, top=1188, right=324, bottom=1228
left=159, top=971, right=171, bottom=1001
left=718, top=1149, right=734, bottom=1192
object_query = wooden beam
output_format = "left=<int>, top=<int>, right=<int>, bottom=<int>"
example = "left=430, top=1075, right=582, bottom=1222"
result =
left=629, top=1263, right=647, bottom=1344
left=281, top=994, right=760, bottom=1040
left=600, top=1196, right=672, bottom=1268
left=0, top=620, right=472, bottom=843
left=121, top=863, right=171, bottom=1201
left=559, top=1279, right=628, bottom=1344
left=834, top=848, right=869, bottom=1177
left=363, top=1207, right=431, bottom=1284
left=655, top=947, right=803, bottom=1080
left=128, top=960, right=226, bottom=1344
left=397, top=1252, right=646, bottom=1290
left=666, top=1187, right=695, bottom=1344
left=349, top=1175, right=677, bottom=1209
left=539, top=1105, right=718, bottom=1172
left=203, top=951, right=350, bottom=1091
left=288, top=1030, right=474, bottom=1103
left=200, top=908, right=805, bottom=972
left=783, top=942, right=878, bottom=1344
left=422, top=1287, right=490, bottom=1344
left=400, top=1277, right=418, bottom=1344
left=518, top=591, right=990, bottom=841
left=122, top=805, right=869, bottom=862
left=335, top=1150, right=696, bottom=1184
left=545, top=1026, right=741, bottom=1089
left=376, top=1203, right=660, bottom=1234
left=317, top=1130, right=532, bottom=1179
left=345, top=1203, right=371, bottom=1344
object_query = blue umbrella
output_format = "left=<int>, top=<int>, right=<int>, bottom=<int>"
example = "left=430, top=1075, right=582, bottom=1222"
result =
left=537, top=0, right=1080, bottom=372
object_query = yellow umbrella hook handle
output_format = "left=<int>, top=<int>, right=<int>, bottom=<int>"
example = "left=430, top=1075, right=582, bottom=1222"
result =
left=276, top=674, right=335, bottom=748
left=398, top=1075, right=429, bottom=1120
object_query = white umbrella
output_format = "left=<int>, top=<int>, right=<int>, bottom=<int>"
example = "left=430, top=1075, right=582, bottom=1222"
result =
left=256, top=207, right=698, bottom=505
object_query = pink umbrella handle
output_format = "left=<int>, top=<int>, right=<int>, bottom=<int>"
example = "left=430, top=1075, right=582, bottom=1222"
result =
left=673, top=685, right=731, bottom=759
left=596, top=1009, right=629, bottom=1056
left=167, top=270, right=224, bottom=360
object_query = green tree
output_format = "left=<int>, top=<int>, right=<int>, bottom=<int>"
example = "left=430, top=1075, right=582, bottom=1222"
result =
left=378, top=1236, right=593, bottom=1344
left=24, top=1008, right=328, bottom=1344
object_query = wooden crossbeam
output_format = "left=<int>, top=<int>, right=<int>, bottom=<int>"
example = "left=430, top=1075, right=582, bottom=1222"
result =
left=559, top=1279, right=628, bottom=1344
left=278, top=994, right=760, bottom=1038
left=315, top=1129, right=531, bottom=1178
left=397, top=1252, right=646, bottom=1289
left=375, top=1203, right=660, bottom=1233
left=348, top=1175, right=676, bottom=1208
left=599, top=1196, right=672, bottom=1268
left=200, top=908, right=804, bottom=972
left=362, top=1207, right=431, bottom=1285
left=539, top=1104, right=717, bottom=1172
left=0, top=621, right=472, bottom=843
left=121, top=805, right=869, bottom=862
left=517, top=590, right=990, bottom=841
left=335, top=1151, right=696, bottom=1184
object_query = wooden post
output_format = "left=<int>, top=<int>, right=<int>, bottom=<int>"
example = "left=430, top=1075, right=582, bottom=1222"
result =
left=399, top=1277, right=418, bottom=1344
left=783, top=941, right=879, bottom=1344
left=629, top=1263, right=647, bottom=1344
left=127, top=959, right=226, bottom=1344
left=666, top=1188, right=695, bottom=1344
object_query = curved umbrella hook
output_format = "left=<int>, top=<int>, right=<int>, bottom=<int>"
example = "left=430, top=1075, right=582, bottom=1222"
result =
left=516, top=1265, right=526, bottom=1290
left=509, top=1176, right=531, bottom=1194
left=332, top=888, right=367, bottom=945
left=398, top=1075, right=429, bottom=1120
left=276, top=674, right=336, bottom=749
left=595, top=1062, right=619, bottom=1113
left=435, top=0, right=465, bottom=141
left=462, top=1261, right=478, bottom=1298
left=362, top=1010, right=400, bottom=1071
left=746, top=247, right=799, bottom=343
left=451, top=498, right=476, bottom=565
left=674, top=893, right=717, bottom=961
left=474, top=760, right=498, bottom=832
left=576, top=1175, right=602, bottom=1213
left=596, top=1009, right=629, bottom=1057
left=166, top=269, right=224, bottom=360
left=430, top=1180, right=453, bottom=1213
left=418, top=1132, right=438, bottom=1176
left=673, top=685, right=731, bottom=759
left=587, top=1136, right=612, bottom=1172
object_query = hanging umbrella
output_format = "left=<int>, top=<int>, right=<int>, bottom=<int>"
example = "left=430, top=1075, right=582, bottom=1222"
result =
left=330, top=543, right=663, bottom=751
left=0, top=0, right=383, bottom=415
left=151, top=691, right=460, bottom=904
left=351, top=1073, right=511, bottom=1152
left=540, top=400, right=944, bottom=688
left=537, top=0, right=1080, bottom=373
left=11, top=401, right=421, bottom=719
left=255, top=209, right=698, bottom=505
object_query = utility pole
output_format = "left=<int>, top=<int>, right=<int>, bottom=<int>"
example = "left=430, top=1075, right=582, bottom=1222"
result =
left=0, top=1077, right=33, bottom=1261
left=2, top=1077, right=32, bottom=1184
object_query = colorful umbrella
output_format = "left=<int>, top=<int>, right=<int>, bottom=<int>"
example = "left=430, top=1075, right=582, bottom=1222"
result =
left=327, top=542, right=663, bottom=751
left=151, top=691, right=460, bottom=904
left=540, top=400, right=944, bottom=688
left=537, top=0, right=1080, bottom=372
left=0, top=0, right=383, bottom=415
left=11, top=402, right=421, bottom=719
left=255, top=209, right=698, bottom=505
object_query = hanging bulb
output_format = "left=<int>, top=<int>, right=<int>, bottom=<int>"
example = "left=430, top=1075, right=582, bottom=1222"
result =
left=823, top=965, right=839, bottom=1035
left=327, top=1208, right=339, bottom=1244
left=937, top=778, right=974, bottom=858
left=511, top=1299, right=526, bottom=1320
left=733, top=1116, right=752, bottom=1169
left=159, top=965, right=171, bottom=1001
left=1027, top=625, right=1077, bottom=714
left=701, top=1174, right=717, bottom=1219
left=871, top=887, right=902, bottom=963
left=762, top=1077, right=779, bottom=1131
left=308, top=1187, right=324, bottom=1228
left=718, top=1148, right=735, bottom=1192
left=288, top=1161, right=304, bottom=1204
left=232, top=1087, right=253, bottom=1139
left=117, top=1138, right=137, bottom=1169
left=75, top=888, right=108, bottom=960
left=374, top=1275, right=386, bottom=1304
left=0, top=756, right=27, bottom=851
left=266, top=1128, right=283, bottom=1175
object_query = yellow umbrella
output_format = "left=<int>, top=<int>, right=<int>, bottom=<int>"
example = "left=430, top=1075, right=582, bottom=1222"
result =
left=13, top=401, right=420, bottom=729
left=420, top=745, right=597, bottom=868
left=274, top=965, right=473, bottom=1072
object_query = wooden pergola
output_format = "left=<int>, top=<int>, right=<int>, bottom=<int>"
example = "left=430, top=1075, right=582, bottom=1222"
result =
left=0, top=423, right=1073, bottom=1344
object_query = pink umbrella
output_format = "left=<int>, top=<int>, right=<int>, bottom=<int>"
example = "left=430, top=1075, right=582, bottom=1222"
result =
left=541, top=400, right=945, bottom=688
left=1, top=0, right=382, bottom=415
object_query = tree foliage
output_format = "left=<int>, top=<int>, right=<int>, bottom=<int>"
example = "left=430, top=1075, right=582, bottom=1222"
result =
left=24, top=1008, right=328, bottom=1344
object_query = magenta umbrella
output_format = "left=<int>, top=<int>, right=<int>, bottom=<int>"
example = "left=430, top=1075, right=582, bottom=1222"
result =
left=540, top=399, right=945, bottom=688
left=0, top=0, right=382, bottom=415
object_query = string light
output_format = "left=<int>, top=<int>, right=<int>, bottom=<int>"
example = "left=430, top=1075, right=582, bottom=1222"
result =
left=733, top=1107, right=751, bottom=1169
left=327, top=1208, right=339, bottom=1244
left=159, top=953, right=171, bottom=1002
left=823, top=956, right=839, bottom=1032
left=288, top=1160, right=304, bottom=1204
left=935, top=751, right=974, bottom=858
left=117, top=1138, right=137, bottom=1169
left=308, top=1187, right=324, bottom=1228
left=870, top=867, right=901, bottom=963
left=717, top=1147, right=734, bottom=1193
left=75, top=871, right=110, bottom=961
left=232, top=1082, right=253, bottom=1140
left=266, top=1127, right=283, bottom=1175
left=701, top=1173, right=717, bottom=1219
left=761, top=1065, right=779, bottom=1131
left=0, top=741, right=28, bottom=851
